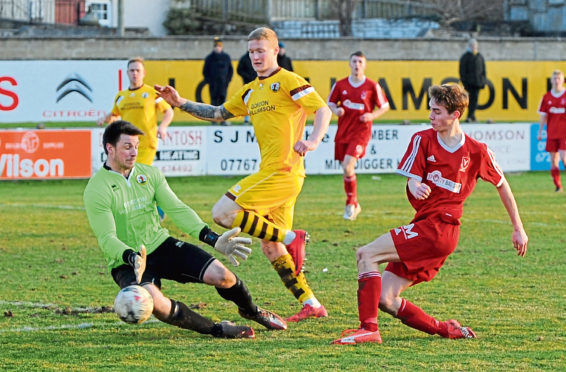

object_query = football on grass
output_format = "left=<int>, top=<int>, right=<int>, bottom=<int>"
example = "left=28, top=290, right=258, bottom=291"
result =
left=114, top=285, right=154, bottom=324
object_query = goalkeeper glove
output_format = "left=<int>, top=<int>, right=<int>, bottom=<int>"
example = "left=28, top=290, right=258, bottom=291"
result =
left=124, top=245, right=147, bottom=284
left=200, top=226, right=252, bottom=266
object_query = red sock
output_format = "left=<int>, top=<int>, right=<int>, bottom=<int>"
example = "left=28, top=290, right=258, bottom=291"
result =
left=396, top=299, right=443, bottom=336
left=357, top=272, right=381, bottom=332
left=344, top=175, right=358, bottom=206
left=551, top=168, right=561, bottom=188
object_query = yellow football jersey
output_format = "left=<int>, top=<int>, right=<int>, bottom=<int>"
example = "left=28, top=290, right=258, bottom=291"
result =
left=111, top=84, right=171, bottom=164
left=224, top=68, right=326, bottom=175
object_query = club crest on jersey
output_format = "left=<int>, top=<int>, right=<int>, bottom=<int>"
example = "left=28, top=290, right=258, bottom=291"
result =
left=459, top=156, right=470, bottom=172
left=136, top=174, right=148, bottom=184
left=142, top=92, right=149, bottom=98
left=361, top=91, right=367, bottom=100
left=270, top=82, right=280, bottom=92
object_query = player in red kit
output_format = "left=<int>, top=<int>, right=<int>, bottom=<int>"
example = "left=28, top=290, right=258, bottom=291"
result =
left=328, top=51, right=390, bottom=220
left=537, top=69, right=566, bottom=192
left=332, top=84, right=528, bottom=345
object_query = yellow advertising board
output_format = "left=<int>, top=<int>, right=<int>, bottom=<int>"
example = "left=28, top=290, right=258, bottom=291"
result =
left=146, top=60, right=566, bottom=122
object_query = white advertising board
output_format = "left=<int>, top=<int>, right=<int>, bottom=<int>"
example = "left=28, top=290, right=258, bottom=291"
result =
left=91, top=126, right=207, bottom=176
left=204, top=123, right=531, bottom=175
left=0, top=60, right=128, bottom=123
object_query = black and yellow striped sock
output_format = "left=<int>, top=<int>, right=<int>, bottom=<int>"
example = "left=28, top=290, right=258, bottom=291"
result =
left=272, top=254, right=314, bottom=304
left=232, top=210, right=288, bottom=242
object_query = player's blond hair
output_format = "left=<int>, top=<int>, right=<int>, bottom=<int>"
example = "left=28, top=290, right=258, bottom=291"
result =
left=429, top=84, right=469, bottom=115
left=552, top=69, right=564, bottom=78
left=247, top=27, right=278, bottom=49
left=127, top=57, right=145, bottom=68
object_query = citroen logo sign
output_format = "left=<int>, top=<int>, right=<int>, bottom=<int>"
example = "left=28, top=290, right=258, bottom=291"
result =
left=56, top=73, right=93, bottom=103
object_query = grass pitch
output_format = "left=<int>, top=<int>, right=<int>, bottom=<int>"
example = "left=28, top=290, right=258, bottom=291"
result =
left=0, top=172, right=564, bottom=371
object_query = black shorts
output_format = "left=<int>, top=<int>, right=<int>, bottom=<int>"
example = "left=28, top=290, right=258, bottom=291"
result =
left=111, top=237, right=216, bottom=289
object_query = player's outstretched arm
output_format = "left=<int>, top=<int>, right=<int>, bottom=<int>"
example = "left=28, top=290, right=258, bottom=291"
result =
left=293, top=106, right=331, bottom=156
left=497, top=179, right=528, bottom=257
left=200, top=227, right=252, bottom=266
left=154, top=84, right=234, bottom=122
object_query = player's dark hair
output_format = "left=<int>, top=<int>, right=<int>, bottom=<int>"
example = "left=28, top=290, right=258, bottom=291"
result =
left=429, top=84, right=469, bottom=115
left=102, top=120, right=144, bottom=154
left=350, top=51, right=365, bottom=59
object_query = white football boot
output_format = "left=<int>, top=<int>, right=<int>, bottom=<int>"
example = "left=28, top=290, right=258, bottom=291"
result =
left=343, top=204, right=362, bottom=220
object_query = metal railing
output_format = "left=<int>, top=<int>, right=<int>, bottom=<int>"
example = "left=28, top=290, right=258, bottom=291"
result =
left=181, top=0, right=437, bottom=22
left=186, top=0, right=268, bottom=24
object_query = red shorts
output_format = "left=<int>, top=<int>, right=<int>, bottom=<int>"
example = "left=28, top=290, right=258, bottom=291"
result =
left=545, top=138, right=566, bottom=152
left=385, top=213, right=460, bottom=285
left=334, top=140, right=369, bottom=161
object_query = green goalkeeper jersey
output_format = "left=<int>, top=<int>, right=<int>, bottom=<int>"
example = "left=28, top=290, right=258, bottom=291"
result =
left=83, top=163, right=207, bottom=271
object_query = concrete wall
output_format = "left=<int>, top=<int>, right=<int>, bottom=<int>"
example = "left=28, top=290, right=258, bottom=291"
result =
left=1, top=36, right=566, bottom=61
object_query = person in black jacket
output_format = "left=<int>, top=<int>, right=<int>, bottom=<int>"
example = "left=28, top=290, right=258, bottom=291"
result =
left=236, top=52, right=256, bottom=124
left=203, top=37, right=233, bottom=125
left=459, top=38, right=486, bottom=122
left=277, top=41, right=293, bottom=72
left=237, top=52, right=256, bottom=85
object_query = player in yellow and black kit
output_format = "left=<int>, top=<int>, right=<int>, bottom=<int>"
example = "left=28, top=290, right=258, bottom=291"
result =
left=98, top=57, right=174, bottom=166
left=155, top=27, right=332, bottom=322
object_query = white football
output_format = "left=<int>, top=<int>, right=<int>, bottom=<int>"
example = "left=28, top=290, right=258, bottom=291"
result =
left=114, top=285, right=154, bottom=324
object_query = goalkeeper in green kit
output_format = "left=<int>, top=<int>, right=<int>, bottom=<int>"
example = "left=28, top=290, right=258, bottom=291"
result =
left=84, top=120, right=287, bottom=339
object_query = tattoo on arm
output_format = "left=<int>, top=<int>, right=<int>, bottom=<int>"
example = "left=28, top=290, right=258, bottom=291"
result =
left=179, top=101, right=235, bottom=121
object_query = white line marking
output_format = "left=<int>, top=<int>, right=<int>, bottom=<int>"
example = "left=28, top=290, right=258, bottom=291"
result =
left=0, top=300, right=100, bottom=312
left=0, top=203, right=85, bottom=211
left=0, top=319, right=159, bottom=333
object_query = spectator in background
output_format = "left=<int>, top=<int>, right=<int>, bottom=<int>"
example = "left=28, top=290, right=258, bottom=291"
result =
left=537, top=69, right=566, bottom=192
left=277, top=41, right=293, bottom=72
left=237, top=51, right=256, bottom=124
left=459, top=38, right=486, bottom=122
left=203, top=37, right=233, bottom=125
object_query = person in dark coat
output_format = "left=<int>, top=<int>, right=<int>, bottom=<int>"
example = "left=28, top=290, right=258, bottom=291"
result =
left=277, top=41, right=294, bottom=72
left=459, top=38, right=486, bottom=122
left=237, top=52, right=256, bottom=85
left=236, top=52, right=256, bottom=124
left=203, top=37, right=233, bottom=124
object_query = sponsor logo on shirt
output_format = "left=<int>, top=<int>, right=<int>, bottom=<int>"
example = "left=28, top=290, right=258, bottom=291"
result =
left=136, top=174, right=148, bottom=184
left=343, top=99, right=364, bottom=111
left=342, top=90, right=348, bottom=95
left=427, top=155, right=436, bottom=162
left=426, top=170, right=461, bottom=193
left=549, top=107, right=566, bottom=114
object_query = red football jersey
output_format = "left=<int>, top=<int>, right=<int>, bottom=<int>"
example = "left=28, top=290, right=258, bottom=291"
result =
left=538, top=90, right=566, bottom=140
left=328, top=76, right=389, bottom=144
left=397, top=128, right=505, bottom=221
